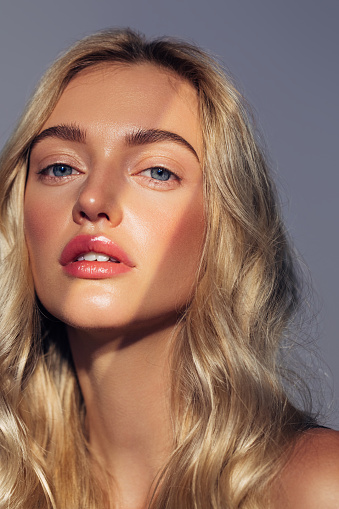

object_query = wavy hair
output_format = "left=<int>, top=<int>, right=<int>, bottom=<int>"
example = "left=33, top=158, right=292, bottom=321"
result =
left=0, top=29, right=312, bottom=508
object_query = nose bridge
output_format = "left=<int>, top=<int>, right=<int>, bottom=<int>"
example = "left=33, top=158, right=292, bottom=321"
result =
left=73, top=166, right=123, bottom=226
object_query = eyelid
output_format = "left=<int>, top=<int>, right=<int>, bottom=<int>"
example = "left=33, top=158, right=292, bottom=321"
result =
left=30, top=146, right=86, bottom=174
left=129, top=150, right=186, bottom=175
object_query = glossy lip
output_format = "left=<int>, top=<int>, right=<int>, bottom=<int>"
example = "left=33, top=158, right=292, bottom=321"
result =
left=60, top=234, right=135, bottom=279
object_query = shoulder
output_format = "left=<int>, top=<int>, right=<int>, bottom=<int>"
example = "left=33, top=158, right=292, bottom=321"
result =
left=273, top=428, right=339, bottom=508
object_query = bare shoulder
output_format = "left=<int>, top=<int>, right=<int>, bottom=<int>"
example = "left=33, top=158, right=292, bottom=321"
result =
left=273, top=428, right=339, bottom=508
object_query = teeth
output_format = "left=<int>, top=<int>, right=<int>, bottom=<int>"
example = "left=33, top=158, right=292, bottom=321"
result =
left=96, top=254, right=110, bottom=262
left=75, top=251, right=119, bottom=263
left=83, top=252, right=97, bottom=261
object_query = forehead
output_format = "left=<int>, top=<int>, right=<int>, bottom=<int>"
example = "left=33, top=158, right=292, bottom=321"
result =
left=43, top=63, right=202, bottom=158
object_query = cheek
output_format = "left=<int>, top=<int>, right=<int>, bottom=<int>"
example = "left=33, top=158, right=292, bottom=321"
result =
left=23, top=189, right=65, bottom=280
left=24, top=184, right=61, bottom=238
left=168, top=207, right=205, bottom=265
left=141, top=194, right=205, bottom=289
left=24, top=182, right=73, bottom=250
left=25, top=202, right=49, bottom=244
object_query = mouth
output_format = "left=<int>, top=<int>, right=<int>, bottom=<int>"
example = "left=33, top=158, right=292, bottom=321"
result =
left=60, top=235, right=134, bottom=278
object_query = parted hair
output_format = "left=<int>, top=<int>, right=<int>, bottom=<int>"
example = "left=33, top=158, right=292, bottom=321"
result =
left=0, top=28, right=312, bottom=508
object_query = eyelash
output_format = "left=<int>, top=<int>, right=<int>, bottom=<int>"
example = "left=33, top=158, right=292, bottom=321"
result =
left=37, top=163, right=80, bottom=181
left=37, top=163, right=180, bottom=185
left=139, top=166, right=179, bottom=183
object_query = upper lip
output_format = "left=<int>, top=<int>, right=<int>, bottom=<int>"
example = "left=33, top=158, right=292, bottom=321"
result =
left=59, top=235, right=135, bottom=267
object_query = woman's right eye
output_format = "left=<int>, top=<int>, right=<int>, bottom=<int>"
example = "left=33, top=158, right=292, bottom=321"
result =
left=38, top=164, right=79, bottom=178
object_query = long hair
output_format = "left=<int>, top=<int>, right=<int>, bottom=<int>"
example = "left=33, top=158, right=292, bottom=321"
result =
left=0, top=29, right=312, bottom=508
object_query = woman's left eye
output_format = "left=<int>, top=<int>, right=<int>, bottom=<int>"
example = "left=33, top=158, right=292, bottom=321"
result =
left=142, top=167, right=177, bottom=181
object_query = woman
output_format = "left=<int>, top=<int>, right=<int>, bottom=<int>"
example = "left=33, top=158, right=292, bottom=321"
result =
left=0, top=28, right=338, bottom=509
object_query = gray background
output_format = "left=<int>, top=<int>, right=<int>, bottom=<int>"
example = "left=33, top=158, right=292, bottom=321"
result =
left=0, top=0, right=338, bottom=428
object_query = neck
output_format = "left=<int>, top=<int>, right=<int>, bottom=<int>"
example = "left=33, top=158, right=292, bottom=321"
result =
left=67, top=322, right=176, bottom=508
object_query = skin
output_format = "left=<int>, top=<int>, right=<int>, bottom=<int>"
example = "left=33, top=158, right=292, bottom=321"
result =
left=24, top=63, right=339, bottom=508
left=24, top=63, right=204, bottom=508
left=25, top=63, right=204, bottom=335
left=273, top=428, right=339, bottom=508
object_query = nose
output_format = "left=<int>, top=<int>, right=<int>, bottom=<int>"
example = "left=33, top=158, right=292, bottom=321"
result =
left=72, top=172, right=123, bottom=227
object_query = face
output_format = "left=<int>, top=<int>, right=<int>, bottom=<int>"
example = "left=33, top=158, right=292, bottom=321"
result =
left=24, top=63, right=204, bottom=334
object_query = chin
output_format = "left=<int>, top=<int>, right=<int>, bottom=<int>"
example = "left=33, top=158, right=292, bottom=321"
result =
left=35, top=276, right=192, bottom=337
left=42, top=297, right=183, bottom=339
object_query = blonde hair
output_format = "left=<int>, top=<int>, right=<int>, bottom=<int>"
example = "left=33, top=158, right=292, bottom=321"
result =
left=0, top=29, right=312, bottom=508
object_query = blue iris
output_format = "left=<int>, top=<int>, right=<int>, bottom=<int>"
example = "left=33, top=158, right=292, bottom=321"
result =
left=150, top=167, right=171, bottom=181
left=52, top=164, right=73, bottom=176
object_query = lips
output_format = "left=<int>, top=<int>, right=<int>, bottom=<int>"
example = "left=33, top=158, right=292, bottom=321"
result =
left=60, top=235, right=134, bottom=279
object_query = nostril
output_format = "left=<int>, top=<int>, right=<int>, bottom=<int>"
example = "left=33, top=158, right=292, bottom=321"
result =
left=79, top=210, right=110, bottom=220
left=97, top=212, right=110, bottom=220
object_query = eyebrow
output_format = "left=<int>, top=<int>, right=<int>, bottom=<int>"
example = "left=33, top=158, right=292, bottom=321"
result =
left=30, top=124, right=199, bottom=161
left=126, top=128, right=199, bottom=161
left=30, top=124, right=86, bottom=150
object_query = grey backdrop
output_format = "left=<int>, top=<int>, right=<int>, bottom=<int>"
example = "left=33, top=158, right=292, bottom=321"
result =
left=0, top=0, right=338, bottom=428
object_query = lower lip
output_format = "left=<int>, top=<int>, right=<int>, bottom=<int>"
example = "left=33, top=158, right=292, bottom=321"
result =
left=62, top=261, right=132, bottom=279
